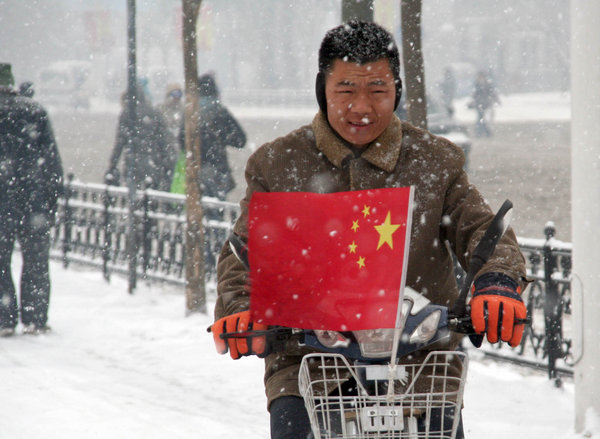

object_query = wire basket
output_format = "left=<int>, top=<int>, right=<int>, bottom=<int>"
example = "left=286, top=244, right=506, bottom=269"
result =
left=298, top=351, right=468, bottom=439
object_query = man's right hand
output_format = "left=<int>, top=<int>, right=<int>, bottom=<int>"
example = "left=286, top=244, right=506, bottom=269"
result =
left=470, top=272, right=527, bottom=347
left=210, top=311, right=269, bottom=359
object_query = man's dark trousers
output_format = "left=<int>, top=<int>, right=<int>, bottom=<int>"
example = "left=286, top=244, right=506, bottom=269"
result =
left=0, top=212, right=52, bottom=329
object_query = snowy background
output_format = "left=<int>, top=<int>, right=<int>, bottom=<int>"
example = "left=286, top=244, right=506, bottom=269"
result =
left=0, top=258, right=597, bottom=438
left=0, top=1, right=592, bottom=437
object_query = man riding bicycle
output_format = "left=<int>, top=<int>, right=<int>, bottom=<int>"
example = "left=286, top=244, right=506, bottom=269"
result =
left=211, top=21, right=528, bottom=439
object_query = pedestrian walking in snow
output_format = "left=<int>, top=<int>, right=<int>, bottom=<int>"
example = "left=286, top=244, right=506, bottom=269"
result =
left=440, top=67, right=456, bottom=117
left=105, top=87, right=176, bottom=192
left=470, top=70, right=500, bottom=137
left=171, top=73, right=247, bottom=275
left=171, top=73, right=246, bottom=202
left=0, top=63, right=64, bottom=336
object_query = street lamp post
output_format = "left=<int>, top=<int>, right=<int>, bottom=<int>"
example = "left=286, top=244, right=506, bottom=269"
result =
left=126, top=0, right=138, bottom=294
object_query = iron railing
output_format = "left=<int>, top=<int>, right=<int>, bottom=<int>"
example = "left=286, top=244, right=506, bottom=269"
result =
left=50, top=178, right=573, bottom=382
left=477, top=223, right=573, bottom=385
left=51, top=175, right=239, bottom=287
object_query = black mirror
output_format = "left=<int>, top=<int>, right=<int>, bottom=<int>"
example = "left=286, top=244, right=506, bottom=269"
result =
left=452, top=199, right=513, bottom=317
left=228, top=232, right=249, bottom=270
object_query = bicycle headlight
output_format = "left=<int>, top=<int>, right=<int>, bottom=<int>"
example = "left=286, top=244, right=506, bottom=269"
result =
left=314, top=330, right=351, bottom=348
left=354, top=328, right=397, bottom=358
left=354, top=298, right=414, bottom=358
left=409, top=310, right=441, bottom=344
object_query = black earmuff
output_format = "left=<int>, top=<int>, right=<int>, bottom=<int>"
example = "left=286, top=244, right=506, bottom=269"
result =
left=394, top=78, right=402, bottom=110
left=315, top=72, right=327, bottom=115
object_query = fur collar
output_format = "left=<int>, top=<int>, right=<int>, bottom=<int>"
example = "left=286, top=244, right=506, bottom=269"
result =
left=311, top=111, right=403, bottom=173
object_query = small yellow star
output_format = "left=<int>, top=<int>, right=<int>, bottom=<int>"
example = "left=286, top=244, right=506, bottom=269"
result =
left=348, top=241, right=357, bottom=254
left=374, top=211, right=400, bottom=250
left=356, top=256, right=366, bottom=268
left=362, top=205, right=371, bottom=218
left=351, top=219, right=360, bottom=232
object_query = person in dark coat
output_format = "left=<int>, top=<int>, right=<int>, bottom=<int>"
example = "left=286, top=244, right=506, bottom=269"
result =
left=439, top=67, right=456, bottom=117
left=175, top=73, right=246, bottom=201
left=105, top=87, right=176, bottom=192
left=0, top=63, right=64, bottom=336
left=172, top=73, right=247, bottom=274
left=471, top=70, right=500, bottom=137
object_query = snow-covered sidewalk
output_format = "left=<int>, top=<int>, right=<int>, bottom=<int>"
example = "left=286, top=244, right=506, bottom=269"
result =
left=0, top=261, right=584, bottom=438
left=454, top=91, right=571, bottom=123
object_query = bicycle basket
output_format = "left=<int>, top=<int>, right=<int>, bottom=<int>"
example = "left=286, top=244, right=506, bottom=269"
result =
left=298, top=351, right=468, bottom=439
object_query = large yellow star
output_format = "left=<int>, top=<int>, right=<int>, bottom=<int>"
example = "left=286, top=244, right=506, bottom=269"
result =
left=374, top=211, right=400, bottom=250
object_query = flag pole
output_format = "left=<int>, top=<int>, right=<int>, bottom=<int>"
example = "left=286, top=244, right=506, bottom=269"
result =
left=387, top=186, right=414, bottom=400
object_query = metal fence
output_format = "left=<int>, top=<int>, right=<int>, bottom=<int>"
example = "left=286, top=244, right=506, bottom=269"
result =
left=50, top=178, right=573, bottom=383
left=50, top=176, right=239, bottom=288
left=505, top=225, right=572, bottom=383
left=468, top=223, right=573, bottom=385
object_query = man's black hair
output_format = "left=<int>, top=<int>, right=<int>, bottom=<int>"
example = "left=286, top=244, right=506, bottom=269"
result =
left=316, top=20, right=402, bottom=115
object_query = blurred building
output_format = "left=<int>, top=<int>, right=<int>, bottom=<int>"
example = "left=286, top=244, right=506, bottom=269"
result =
left=0, top=0, right=569, bottom=109
left=423, top=0, right=570, bottom=96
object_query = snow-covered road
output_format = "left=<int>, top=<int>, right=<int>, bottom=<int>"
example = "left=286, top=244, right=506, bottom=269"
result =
left=0, top=260, right=591, bottom=438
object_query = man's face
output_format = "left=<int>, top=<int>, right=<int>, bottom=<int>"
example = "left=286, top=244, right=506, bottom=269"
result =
left=325, top=58, right=396, bottom=149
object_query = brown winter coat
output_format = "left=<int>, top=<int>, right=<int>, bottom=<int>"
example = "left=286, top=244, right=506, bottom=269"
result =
left=215, top=112, right=527, bottom=409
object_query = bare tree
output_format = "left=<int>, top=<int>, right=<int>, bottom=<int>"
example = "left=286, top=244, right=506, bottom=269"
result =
left=342, top=0, right=374, bottom=22
left=182, top=0, right=206, bottom=314
left=401, top=0, right=427, bottom=129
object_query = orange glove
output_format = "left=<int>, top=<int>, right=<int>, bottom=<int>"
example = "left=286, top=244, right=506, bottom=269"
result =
left=470, top=273, right=527, bottom=347
left=210, top=311, right=269, bottom=359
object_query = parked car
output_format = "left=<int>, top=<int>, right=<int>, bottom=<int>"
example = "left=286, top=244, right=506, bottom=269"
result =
left=395, top=94, right=472, bottom=171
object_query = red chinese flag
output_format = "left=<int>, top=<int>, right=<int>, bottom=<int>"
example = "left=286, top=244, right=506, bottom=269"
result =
left=248, top=187, right=413, bottom=331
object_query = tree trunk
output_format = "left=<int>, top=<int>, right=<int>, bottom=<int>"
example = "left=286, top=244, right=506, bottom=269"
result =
left=342, top=0, right=374, bottom=22
left=182, top=0, right=206, bottom=315
left=400, top=0, right=427, bottom=129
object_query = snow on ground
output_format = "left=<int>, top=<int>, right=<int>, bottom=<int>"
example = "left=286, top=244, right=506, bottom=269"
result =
left=0, top=262, right=269, bottom=439
left=454, top=92, right=571, bottom=123
left=0, top=260, right=592, bottom=438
